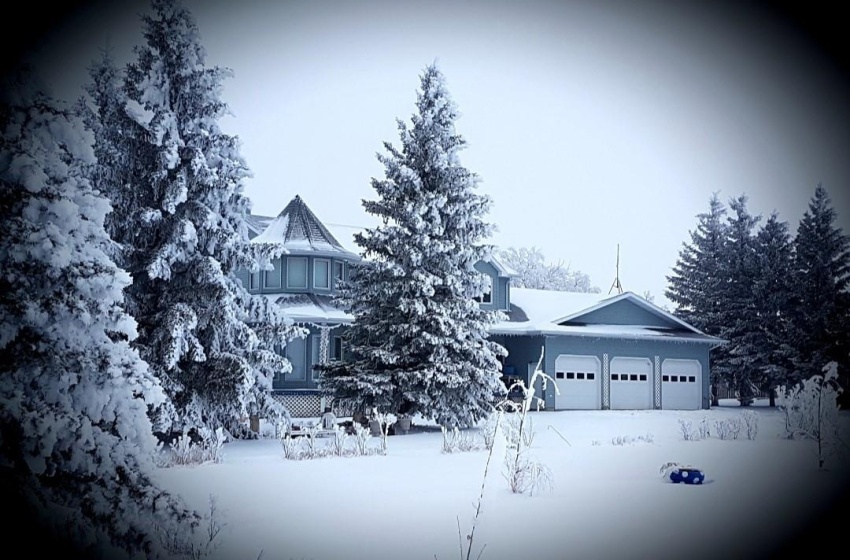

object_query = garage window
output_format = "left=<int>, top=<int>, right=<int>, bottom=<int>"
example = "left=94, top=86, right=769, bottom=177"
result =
left=556, top=372, right=564, bottom=379
left=577, top=373, right=585, bottom=380
left=567, top=372, right=575, bottom=379
left=639, top=374, right=647, bottom=381
left=587, top=373, right=595, bottom=380
left=629, top=374, right=637, bottom=381
left=662, top=375, right=669, bottom=382
left=688, top=376, right=696, bottom=383
left=612, top=374, right=619, bottom=381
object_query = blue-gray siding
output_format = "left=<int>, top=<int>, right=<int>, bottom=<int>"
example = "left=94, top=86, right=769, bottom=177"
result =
left=564, top=299, right=674, bottom=328
left=473, top=261, right=509, bottom=311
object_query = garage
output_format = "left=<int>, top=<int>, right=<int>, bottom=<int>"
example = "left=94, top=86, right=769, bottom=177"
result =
left=661, top=359, right=702, bottom=410
left=553, top=354, right=601, bottom=410
left=610, top=357, right=653, bottom=409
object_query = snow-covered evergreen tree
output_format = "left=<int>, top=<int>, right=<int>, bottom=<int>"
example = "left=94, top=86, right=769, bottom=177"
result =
left=498, top=246, right=600, bottom=293
left=77, top=48, right=152, bottom=265
left=788, top=184, right=850, bottom=399
left=0, top=68, right=198, bottom=559
left=716, top=195, right=761, bottom=406
left=751, top=212, right=795, bottom=406
left=665, top=192, right=729, bottom=405
left=118, top=0, right=301, bottom=436
left=319, top=62, right=507, bottom=428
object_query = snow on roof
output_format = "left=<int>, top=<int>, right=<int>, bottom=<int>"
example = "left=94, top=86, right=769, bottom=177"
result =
left=258, top=293, right=353, bottom=324
left=245, top=214, right=274, bottom=238
left=492, top=288, right=725, bottom=345
left=482, top=253, right=517, bottom=277
left=250, top=195, right=360, bottom=259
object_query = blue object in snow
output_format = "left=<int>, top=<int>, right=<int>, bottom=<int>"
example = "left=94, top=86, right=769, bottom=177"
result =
left=669, top=467, right=705, bottom=484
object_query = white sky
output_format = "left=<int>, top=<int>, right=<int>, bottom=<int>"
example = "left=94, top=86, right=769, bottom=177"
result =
left=17, top=0, right=850, bottom=309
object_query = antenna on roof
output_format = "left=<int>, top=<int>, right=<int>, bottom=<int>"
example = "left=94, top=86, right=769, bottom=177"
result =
left=608, top=244, right=623, bottom=295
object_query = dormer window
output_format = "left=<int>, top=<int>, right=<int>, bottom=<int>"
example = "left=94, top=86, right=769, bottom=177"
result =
left=474, top=274, right=492, bottom=303
left=287, top=257, right=308, bottom=289
left=314, top=259, right=330, bottom=289
left=249, top=270, right=261, bottom=290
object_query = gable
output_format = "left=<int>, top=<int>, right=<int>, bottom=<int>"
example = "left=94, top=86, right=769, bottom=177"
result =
left=474, top=260, right=499, bottom=277
left=560, top=298, right=682, bottom=330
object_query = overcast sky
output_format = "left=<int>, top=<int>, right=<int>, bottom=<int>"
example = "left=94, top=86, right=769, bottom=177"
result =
left=10, top=0, right=850, bottom=308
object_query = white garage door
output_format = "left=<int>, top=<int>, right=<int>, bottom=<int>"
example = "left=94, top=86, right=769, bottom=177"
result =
left=554, top=355, right=601, bottom=410
left=610, top=357, right=653, bottom=410
left=661, top=359, right=702, bottom=410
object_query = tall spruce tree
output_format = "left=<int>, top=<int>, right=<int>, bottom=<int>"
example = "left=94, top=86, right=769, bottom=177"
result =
left=0, top=69, right=198, bottom=560
left=716, top=195, right=761, bottom=405
left=665, top=192, right=728, bottom=405
left=319, top=62, right=507, bottom=428
left=788, top=184, right=850, bottom=397
left=118, top=0, right=301, bottom=436
left=752, top=212, right=795, bottom=406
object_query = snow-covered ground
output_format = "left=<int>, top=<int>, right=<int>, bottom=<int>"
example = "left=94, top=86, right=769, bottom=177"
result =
left=153, top=401, right=850, bottom=560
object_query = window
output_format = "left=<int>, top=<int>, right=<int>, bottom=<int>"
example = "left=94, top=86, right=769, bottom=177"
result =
left=265, top=259, right=281, bottom=288
left=639, top=374, right=647, bottom=382
left=287, top=257, right=308, bottom=288
left=249, top=271, right=260, bottom=290
left=334, top=261, right=345, bottom=286
left=331, top=336, right=343, bottom=361
left=474, top=274, right=492, bottom=303
left=314, top=259, right=330, bottom=289
left=671, top=376, right=678, bottom=382
left=576, top=372, right=585, bottom=380
left=688, top=376, right=696, bottom=383
left=566, top=372, right=575, bottom=380
left=556, top=372, right=565, bottom=379
left=662, top=375, right=669, bottom=382
left=612, top=374, right=619, bottom=381
left=587, top=373, right=595, bottom=380
left=629, top=374, right=638, bottom=381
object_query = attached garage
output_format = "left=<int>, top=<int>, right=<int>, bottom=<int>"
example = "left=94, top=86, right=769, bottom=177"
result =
left=553, top=354, right=601, bottom=410
left=661, top=359, right=702, bottom=410
left=610, top=357, right=653, bottom=409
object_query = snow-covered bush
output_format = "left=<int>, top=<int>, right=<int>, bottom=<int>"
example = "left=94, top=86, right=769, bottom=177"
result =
left=480, top=412, right=500, bottom=450
left=502, top=413, right=536, bottom=449
left=777, top=362, right=845, bottom=468
left=678, top=419, right=701, bottom=441
left=698, top=417, right=711, bottom=439
left=157, top=427, right=227, bottom=467
left=611, top=433, right=654, bottom=446
left=441, top=426, right=481, bottom=453
left=741, top=410, right=759, bottom=440
left=329, top=427, right=349, bottom=457
left=280, top=434, right=303, bottom=461
left=352, top=424, right=373, bottom=456
left=501, top=348, right=556, bottom=496
left=714, top=417, right=742, bottom=440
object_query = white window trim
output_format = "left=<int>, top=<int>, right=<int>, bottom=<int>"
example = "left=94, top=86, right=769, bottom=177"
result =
left=314, top=258, right=331, bottom=290
left=286, top=256, right=308, bottom=289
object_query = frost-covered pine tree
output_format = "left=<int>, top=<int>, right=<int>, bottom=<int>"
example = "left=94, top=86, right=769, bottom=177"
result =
left=119, top=0, right=301, bottom=436
left=77, top=48, right=152, bottom=265
left=319, top=62, right=507, bottom=428
left=666, top=192, right=729, bottom=405
left=752, top=212, right=795, bottom=406
left=0, top=69, right=198, bottom=559
left=716, top=195, right=761, bottom=406
left=787, top=184, right=850, bottom=398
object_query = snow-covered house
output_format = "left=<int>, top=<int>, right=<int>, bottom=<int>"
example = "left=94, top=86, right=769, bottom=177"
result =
left=239, top=195, right=724, bottom=416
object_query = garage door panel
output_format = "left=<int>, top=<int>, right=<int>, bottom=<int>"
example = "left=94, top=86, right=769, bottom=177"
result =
left=610, top=357, right=652, bottom=409
left=661, top=359, right=701, bottom=410
left=554, top=355, right=601, bottom=410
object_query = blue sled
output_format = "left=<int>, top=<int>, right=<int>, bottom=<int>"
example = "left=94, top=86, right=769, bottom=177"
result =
left=669, top=467, right=705, bottom=484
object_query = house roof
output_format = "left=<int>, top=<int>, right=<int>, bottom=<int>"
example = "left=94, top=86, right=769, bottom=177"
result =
left=482, top=253, right=517, bottom=278
left=249, top=195, right=360, bottom=259
left=255, top=286, right=723, bottom=345
left=490, top=288, right=726, bottom=345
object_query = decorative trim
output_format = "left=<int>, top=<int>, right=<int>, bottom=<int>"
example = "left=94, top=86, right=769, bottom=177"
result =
left=602, top=353, right=610, bottom=409
left=654, top=355, right=662, bottom=409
